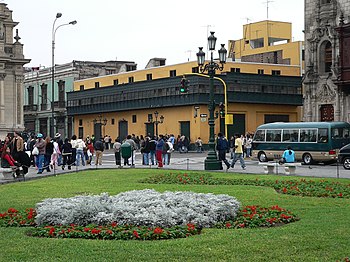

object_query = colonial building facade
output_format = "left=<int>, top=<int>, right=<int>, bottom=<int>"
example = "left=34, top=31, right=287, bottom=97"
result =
left=68, top=60, right=302, bottom=144
left=303, top=0, right=350, bottom=122
left=23, top=60, right=137, bottom=139
left=0, top=3, right=30, bottom=138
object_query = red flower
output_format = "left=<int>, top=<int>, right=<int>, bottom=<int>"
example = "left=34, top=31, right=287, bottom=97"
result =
left=133, top=230, right=140, bottom=238
left=239, top=223, right=245, bottom=228
left=153, top=227, right=163, bottom=235
left=7, top=208, right=18, bottom=214
left=83, top=227, right=91, bottom=232
left=111, top=222, right=118, bottom=227
left=187, top=223, right=196, bottom=231
left=49, top=227, right=55, bottom=236
left=338, top=192, right=343, bottom=197
left=282, top=188, right=288, bottom=193
left=225, top=222, right=231, bottom=228
left=91, top=229, right=101, bottom=234
left=106, top=230, right=113, bottom=235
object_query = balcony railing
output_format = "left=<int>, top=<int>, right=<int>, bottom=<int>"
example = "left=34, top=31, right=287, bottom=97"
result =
left=23, top=104, right=38, bottom=112
left=54, top=100, right=66, bottom=108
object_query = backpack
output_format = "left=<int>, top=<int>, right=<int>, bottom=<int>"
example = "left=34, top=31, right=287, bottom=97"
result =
left=163, top=142, right=170, bottom=152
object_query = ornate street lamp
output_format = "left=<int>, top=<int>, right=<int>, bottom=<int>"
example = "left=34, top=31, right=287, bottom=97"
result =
left=149, top=111, right=164, bottom=137
left=196, top=31, right=227, bottom=170
left=51, top=13, right=77, bottom=137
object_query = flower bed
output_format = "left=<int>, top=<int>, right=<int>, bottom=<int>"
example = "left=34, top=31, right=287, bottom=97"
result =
left=0, top=188, right=300, bottom=241
left=35, top=190, right=240, bottom=228
left=29, top=223, right=201, bottom=240
left=140, top=173, right=350, bottom=198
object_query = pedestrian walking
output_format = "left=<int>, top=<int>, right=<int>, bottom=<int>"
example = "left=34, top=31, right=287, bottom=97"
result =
left=216, top=132, right=230, bottom=169
left=61, top=138, right=72, bottom=170
left=231, top=133, right=246, bottom=170
left=75, top=137, right=86, bottom=166
left=156, top=135, right=164, bottom=168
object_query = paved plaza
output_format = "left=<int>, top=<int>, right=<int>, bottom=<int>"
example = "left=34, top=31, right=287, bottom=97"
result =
left=1, top=150, right=349, bottom=184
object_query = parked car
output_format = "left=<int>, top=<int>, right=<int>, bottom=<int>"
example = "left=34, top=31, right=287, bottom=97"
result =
left=338, top=143, right=350, bottom=169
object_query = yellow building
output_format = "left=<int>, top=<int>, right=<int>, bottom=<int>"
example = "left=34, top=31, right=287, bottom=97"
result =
left=68, top=59, right=302, bottom=146
left=228, top=20, right=304, bottom=74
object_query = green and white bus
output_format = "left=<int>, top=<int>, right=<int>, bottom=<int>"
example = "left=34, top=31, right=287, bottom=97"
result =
left=252, top=122, right=350, bottom=164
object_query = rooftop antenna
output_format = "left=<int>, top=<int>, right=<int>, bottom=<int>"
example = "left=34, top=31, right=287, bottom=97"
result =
left=201, top=25, right=214, bottom=59
left=263, top=0, right=274, bottom=20
left=185, top=50, right=195, bottom=62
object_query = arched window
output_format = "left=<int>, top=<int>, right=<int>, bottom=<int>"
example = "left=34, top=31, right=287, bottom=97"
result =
left=319, top=41, right=332, bottom=74
left=321, top=0, right=331, bottom=4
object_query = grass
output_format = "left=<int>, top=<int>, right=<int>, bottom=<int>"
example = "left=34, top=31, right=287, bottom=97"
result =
left=0, top=169, right=349, bottom=261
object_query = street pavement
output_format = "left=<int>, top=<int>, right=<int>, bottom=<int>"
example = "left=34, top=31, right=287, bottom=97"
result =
left=1, top=150, right=349, bottom=185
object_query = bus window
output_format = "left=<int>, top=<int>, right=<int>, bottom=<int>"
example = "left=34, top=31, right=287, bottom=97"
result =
left=254, top=129, right=265, bottom=141
left=266, top=129, right=282, bottom=142
left=300, top=129, right=317, bottom=142
left=282, top=129, right=299, bottom=142
left=332, top=127, right=350, bottom=139
left=318, top=128, right=328, bottom=143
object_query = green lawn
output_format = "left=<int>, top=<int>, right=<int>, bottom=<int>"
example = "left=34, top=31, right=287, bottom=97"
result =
left=0, top=169, right=349, bottom=262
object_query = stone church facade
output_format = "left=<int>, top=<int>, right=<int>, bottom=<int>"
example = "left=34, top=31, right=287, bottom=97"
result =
left=0, top=3, right=30, bottom=138
left=303, top=0, right=350, bottom=122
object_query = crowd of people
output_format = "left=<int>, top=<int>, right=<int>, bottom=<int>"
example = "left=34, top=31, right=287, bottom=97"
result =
left=0, top=131, right=257, bottom=176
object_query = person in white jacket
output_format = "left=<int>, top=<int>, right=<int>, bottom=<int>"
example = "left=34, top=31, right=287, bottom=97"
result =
left=75, top=137, right=86, bottom=166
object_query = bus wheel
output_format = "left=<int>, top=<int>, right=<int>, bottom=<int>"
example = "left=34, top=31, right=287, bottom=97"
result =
left=343, top=157, right=350, bottom=170
left=258, top=152, right=267, bottom=162
left=302, top=153, right=313, bottom=165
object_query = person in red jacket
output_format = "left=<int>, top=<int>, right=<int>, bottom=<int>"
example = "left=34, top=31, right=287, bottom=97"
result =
left=1, top=145, right=20, bottom=177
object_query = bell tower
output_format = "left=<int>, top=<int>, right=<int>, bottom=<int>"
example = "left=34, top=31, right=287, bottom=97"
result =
left=0, top=3, right=30, bottom=137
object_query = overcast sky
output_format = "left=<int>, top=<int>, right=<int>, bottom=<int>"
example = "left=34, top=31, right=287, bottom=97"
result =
left=6, top=0, right=304, bottom=69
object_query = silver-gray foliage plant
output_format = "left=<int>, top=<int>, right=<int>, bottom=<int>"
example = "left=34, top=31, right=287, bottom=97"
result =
left=35, top=189, right=240, bottom=228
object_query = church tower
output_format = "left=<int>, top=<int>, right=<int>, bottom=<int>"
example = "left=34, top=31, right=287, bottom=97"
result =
left=303, top=0, right=350, bottom=122
left=0, top=3, right=30, bottom=137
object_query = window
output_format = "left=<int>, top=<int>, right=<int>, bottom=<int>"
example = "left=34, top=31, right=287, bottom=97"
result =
left=282, top=129, right=299, bottom=142
left=95, top=82, right=100, bottom=88
left=231, top=68, right=241, bottom=73
left=146, top=74, right=152, bottom=81
left=79, top=119, right=83, bottom=126
left=331, top=127, right=350, bottom=139
left=170, top=70, right=176, bottom=77
left=272, top=70, right=281, bottom=76
left=148, top=114, right=153, bottom=122
left=324, top=42, right=332, bottom=73
left=111, top=118, right=115, bottom=125
left=41, top=83, right=48, bottom=105
left=58, top=80, right=65, bottom=102
left=80, top=85, right=84, bottom=91
left=192, top=67, right=199, bottom=73
left=253, top=129, right=265, bottom=141
left=128, top=77, right=134, bottom=83
left=113, top=79, right=118, bottom=85
left=27, top=86, right=34, bottom=105
left=258, top=69, right=264, bottom=74
left=321, top=0, right=331, bottom=4
left=266, top=129, right=282, bottom=142
left=318, top=128, right=328, bottom=143
left=132, top=115, right=137, bottom=123
left=264, top=114, right=289, bottom=123
left=126, top=65, right=137, bottom=71
left=106, top=69, right=116, bottom=75
left=300, top=129, right=317, bottom=142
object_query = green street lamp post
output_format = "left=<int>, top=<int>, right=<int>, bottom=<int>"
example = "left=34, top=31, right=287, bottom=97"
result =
left=51, top=13, right=77, bottom=138
left=196, top=31, right=227, bottom=170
